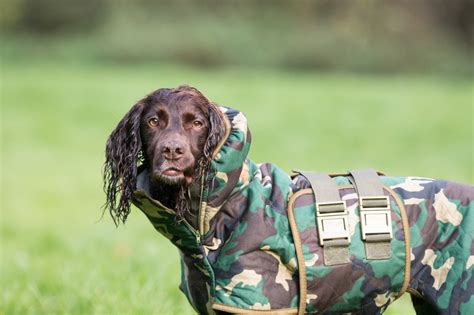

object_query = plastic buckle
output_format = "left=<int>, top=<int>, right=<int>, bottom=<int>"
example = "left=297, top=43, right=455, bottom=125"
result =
left=316, top=201, right=350, bottom=246
left=359, top=196, right=392, bottom=240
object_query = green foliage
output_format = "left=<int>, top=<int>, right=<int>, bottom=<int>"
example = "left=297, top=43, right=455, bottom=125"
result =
left=1, top=0, right=472, bottom=74
left=1, top=59, right=472, bottom=314
left=1, top=0, right=106, bottom=33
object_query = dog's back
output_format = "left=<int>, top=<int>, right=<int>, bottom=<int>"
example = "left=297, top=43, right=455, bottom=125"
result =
left=291, top=174, right=474, bottom=314
left=128, top=106, right=474, bottom=314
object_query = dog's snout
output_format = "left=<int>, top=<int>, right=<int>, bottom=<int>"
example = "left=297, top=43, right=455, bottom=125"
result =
left=161, top=141, right=185, bottom=160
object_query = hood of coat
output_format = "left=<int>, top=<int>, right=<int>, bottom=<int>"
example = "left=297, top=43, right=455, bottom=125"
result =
left=199, top=106, right=252, bottom=234
left=133, top=106, right=251, bottom=237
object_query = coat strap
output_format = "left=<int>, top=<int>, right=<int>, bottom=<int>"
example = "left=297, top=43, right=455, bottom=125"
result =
left=349, top=169, right=392, bottom=260
left=293, top=170, right=350, bottom=266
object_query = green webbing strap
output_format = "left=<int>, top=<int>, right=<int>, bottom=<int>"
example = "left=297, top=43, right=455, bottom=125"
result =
left=350, top=169, right=392, bottom=260
left=294, top=170, right=350, bottom=266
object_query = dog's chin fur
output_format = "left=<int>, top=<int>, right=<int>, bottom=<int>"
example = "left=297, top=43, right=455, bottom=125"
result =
left=154, top=173, right=186, bottom=185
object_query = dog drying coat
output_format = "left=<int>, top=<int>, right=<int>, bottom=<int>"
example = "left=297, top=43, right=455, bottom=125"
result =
left=132, top=107, right=474, bottom=314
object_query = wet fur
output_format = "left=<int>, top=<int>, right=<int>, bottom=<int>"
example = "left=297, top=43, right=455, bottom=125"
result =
left=103, top=86, right=226, bottom=225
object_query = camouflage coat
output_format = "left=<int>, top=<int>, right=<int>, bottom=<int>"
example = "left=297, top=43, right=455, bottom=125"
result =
left=133, top=107, right=474, bottom=314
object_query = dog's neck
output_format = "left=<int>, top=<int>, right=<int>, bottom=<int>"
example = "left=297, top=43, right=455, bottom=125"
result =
left=149, top=181, right=180, bottom=209
left=148, top=175, right=201, bottom=228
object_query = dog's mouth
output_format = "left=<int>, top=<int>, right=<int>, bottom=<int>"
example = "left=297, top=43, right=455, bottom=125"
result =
left=153, top=166, right=194, bottom=185
left=162, top=167, right=183, bottom=177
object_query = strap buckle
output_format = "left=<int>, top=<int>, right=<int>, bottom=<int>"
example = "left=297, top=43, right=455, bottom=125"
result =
left=316, top=200, right=350, bottom=246
left=359, top=196, right=392, bottom=240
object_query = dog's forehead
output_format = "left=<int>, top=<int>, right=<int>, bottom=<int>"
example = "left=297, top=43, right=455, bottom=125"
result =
left=147, top=96, right=208, bottom=116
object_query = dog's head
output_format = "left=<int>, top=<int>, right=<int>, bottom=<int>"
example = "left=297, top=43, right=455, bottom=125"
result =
left=103, top=85, right=226, bottom=225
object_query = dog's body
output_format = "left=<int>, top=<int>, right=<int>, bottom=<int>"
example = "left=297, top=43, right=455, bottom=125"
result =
left=104, top=87, right=474, bottom=314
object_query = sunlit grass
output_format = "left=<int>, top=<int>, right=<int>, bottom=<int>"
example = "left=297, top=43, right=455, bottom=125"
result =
left=1, top=60, right=472, bottom=314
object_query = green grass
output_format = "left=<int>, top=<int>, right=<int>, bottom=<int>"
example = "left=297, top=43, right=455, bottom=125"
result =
left=1, top=60, right=472, bottom=314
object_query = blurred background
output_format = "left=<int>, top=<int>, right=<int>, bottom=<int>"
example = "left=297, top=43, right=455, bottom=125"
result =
left=2, top=0, right=473, bottom=73
left=1, top=0, right=472, bottom=314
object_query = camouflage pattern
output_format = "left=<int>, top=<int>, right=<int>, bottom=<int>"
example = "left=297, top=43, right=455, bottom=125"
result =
left=132, top=107, right=474, bottom=314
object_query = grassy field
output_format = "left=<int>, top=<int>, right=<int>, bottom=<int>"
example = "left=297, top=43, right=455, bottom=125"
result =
left=1, top=60, right=472, bottom=314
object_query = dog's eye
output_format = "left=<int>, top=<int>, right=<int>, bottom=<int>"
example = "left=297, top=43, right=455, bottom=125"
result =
left=192, top=120, right=203, bottom=128
left=148, top=117, right=159, bottom=127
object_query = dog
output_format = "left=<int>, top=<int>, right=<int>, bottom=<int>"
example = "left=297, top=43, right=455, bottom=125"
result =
left=104, top=85, right=474, bottom=314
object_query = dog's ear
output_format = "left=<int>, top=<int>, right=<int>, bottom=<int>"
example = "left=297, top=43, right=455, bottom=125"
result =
left=203, top=103, right=226, bottom=161
left=103, top=99, right=145, bottom=225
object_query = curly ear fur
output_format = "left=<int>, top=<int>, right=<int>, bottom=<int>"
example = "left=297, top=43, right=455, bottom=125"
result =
left=103, top=100, right=145, bottom=225
left=176, top=102, right=226, bottom=220
left=204, top=103, right=226, bottom=161
left=193, top=103, right=226, bottom=175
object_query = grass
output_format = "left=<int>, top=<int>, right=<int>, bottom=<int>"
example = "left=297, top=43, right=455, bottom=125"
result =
left=1, top=59, right=472, bottom=314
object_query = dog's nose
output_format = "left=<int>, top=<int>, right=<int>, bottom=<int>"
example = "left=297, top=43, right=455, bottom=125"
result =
left=162, top=141, right=184, bottom=160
